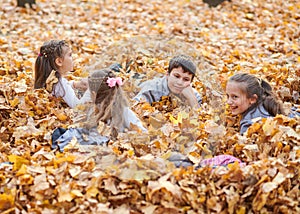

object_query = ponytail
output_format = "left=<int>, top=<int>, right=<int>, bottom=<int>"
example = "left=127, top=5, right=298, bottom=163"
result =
left=229, top=73, right=285, bottom=116
left=260, top=79, right=284, bottom=116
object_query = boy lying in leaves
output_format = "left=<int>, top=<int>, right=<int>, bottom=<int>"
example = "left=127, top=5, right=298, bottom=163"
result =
left=134, top=54, right=202, bottom=108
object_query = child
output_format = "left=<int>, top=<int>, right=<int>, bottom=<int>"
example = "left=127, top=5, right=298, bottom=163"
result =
left=168, top=152, right=245, bottom=168
left=87, top=68, right=147, bottom=133
left=34, top=40, right=90, bottom=108
left=52, top=68, right=147, bottom=152
left=226, top=73, right=299, bottom=135
left=133, top=54, right=202, bottom=108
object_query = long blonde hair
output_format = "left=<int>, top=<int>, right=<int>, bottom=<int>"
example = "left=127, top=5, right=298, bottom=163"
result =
left=87, top=68, right=129, bottom=133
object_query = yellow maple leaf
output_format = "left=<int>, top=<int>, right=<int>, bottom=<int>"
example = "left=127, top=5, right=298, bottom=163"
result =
left=86, top=186, right=99, bottom=198
left=71, top=190, right=83, bottom=197
left=9, top=97, right=19, bottom=108
left=169, top=112, right=182, bottom=125
left=0, top=193, right=14, bottom=210
left=53, top=154, right=76, bottom=168
left=55, top=112, right=68, bottom=121
left=16, top=164, right=27, bottom=176
left=236, top=206, right=246, bottom=214
left=156, top=22, right=165, bottom=33
left=8, top=155, right=29, bottom=171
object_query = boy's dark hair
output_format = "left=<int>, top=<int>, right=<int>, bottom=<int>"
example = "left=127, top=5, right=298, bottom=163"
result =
left=168, top=55, right=197, bottom=79
left=229, top=73, right=284, bottom=116
left=34, top=40, right=69, bottom=89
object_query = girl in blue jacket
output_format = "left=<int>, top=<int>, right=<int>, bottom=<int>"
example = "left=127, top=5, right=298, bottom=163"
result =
left=225, top=73, right=299, bottom=134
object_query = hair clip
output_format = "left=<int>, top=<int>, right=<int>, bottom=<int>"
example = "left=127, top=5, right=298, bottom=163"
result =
left=106, top=77, right=123, bottom=88
left=257, top=78, right=263, bottom=87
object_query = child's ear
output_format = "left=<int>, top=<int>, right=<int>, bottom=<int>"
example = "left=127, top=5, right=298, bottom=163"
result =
left=250, top=94, right=258, bottom=104
left=55, top=57, right=63, bottom=67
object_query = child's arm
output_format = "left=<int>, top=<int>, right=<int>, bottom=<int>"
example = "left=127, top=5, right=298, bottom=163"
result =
left=181, top=86, right=201, bottom=108
left=72, top=78, right=88, bottom=91
left=54, top=78, right=90, bottom=108
left=123, top=107, right=147, bottom=132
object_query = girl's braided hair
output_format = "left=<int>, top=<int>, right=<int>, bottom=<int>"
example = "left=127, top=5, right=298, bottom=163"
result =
left=34, top=40, right=69, bottom=90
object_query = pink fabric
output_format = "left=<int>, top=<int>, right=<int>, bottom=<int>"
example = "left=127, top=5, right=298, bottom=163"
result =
left=200, top=155, right=244, bottom=167
left=106, top=77, right=123, bottom=88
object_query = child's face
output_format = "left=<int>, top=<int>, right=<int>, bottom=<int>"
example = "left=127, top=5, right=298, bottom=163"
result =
left=167, top=67, right=193, bottom=94
left=226, top=81, right=256, bottom=115
left=56, top=46, right=73, bottom=76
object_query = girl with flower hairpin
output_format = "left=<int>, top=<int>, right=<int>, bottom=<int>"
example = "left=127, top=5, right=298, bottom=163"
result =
left=34, top=40, right=91, bottom=108
left=86, top=68, right=147, bottom=133
left=52, top=68, right=147, bottom=152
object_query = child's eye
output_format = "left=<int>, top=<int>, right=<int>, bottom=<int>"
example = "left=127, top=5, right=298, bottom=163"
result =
left=233, top=95, right=238, bottom=99
left=183, top=78, right=190, bottom=82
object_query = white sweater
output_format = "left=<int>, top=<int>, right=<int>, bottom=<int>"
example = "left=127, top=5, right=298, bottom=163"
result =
left=53, top=78, right=91, bottom=108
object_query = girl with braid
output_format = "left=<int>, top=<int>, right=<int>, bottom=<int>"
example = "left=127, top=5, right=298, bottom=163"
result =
left=34, top=40, right=90, bottom=108
left=226, top=73, right=299, bottom=134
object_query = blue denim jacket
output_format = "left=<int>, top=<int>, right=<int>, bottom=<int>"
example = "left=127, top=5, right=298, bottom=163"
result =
left=51, top=127, right=109, bottom=152
left=240, top=104, right=272, bottom=134
left=240, top=104, right=299, bottom=134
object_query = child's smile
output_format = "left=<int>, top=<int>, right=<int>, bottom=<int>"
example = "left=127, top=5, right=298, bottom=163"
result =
left=226, top=81, right=256, bottom=115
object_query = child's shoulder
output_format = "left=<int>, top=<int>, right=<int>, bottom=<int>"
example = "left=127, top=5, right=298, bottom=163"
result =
left=139, top=76, right=166, bottom=90
left=243, top=104, right=272, bottom=120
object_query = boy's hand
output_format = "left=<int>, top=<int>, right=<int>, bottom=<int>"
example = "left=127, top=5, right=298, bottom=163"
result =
left=181, top=85, right=199, bottom=108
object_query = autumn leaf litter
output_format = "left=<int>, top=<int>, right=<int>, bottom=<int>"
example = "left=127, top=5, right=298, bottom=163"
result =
left=0, top=0, right=299, bottom=213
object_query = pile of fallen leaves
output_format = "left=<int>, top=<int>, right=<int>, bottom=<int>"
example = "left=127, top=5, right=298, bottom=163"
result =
left=0, top=0, right=299, bottom=213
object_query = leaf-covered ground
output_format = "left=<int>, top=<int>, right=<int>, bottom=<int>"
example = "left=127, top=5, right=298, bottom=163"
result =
left=0, top=0, right=299, bottom=213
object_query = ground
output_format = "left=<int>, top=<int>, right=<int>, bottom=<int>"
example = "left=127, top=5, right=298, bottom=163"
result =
left=0, top=0, right=299, bottom=213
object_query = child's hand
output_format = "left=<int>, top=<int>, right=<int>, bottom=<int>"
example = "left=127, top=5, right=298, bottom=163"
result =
left=181, top=85, right=194, bottom=97
left=73, top=78, right=88, bottom=91
left=181, top=85, right=199, bottom=108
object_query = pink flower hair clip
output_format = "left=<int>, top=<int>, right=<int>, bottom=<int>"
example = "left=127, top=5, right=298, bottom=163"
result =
left=106, top=77, right=123, bottom=88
